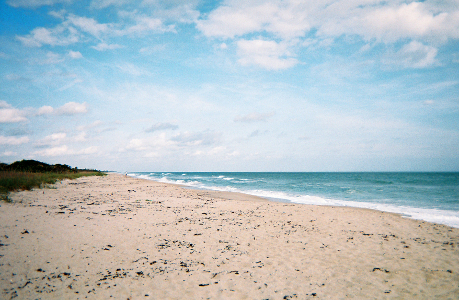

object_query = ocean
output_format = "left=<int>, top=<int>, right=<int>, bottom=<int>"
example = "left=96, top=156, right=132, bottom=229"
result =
left=127, top=172, right=459, bottom=228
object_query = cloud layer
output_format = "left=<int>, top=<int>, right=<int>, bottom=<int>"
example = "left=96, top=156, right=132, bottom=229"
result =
left=1, top=0, right=458, bottom=171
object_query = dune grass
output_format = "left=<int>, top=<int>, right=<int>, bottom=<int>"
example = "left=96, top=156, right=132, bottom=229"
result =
left=0, top=170, right=105, bottom=202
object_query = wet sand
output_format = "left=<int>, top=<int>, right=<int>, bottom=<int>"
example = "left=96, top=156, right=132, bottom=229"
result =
left=1, top=173, right=458, bottom=299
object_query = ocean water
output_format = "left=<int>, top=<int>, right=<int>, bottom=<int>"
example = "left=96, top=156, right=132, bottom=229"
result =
left=127, top=172, right=459, bottom=228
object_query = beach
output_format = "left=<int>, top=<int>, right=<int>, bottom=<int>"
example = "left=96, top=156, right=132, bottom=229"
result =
left=1, top=173, right=458, bottom=299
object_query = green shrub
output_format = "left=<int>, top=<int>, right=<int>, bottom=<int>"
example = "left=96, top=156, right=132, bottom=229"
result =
left=0, top=170, right=105, bottom=202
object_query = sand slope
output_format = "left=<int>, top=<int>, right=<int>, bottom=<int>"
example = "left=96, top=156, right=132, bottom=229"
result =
left=1, top=174, right=458, bottom=299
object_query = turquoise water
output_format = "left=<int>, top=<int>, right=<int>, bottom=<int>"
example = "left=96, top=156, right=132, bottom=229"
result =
left=128, top=172, right=459, bottom=228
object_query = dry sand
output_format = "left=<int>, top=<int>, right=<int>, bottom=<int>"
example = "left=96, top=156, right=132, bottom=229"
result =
left=1, top=173, right=458, bottom=299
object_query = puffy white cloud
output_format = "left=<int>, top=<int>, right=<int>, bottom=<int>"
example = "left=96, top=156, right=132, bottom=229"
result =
left=364, top=2, right=442, bottom=41
left=91, top=42, right=123, bottom=51
left=0, top=136, right=30, bottom=145
left=68, top=50, right=83, bottom=59
left=234, top=112, right=275, bottom=123
left=35, top=133, right=67, bottom=146
left=126, top=138, right=147, bottom=151
left=34, top=145, right=70, bottom=157
left=149, top=132, right=176, bottom=148
left=120, top=130, right=222, bottom=156
left=2, top=151, right=17, bottom=156
left=197, top=0, right=310, bottom=40
left=16, top=26, right=79, bottom=47
left=384, top=41, right=438, bottom=68
left=16, top=27, right=57, bottom=47
left=36, top=102, right=88, bottom=116
left=1, top=101, right=86, bottom=123
left=41, top=51, right=64, bottom=64
left=67, top=14, right=111, bottom=37
left=237, top=39, right=298, bottom=70
left=317, top=1, right=457, bottom=43
left=32, top=144, right=99, bottom=157
left=197, top=4, right=265, bottom=38
left=196, top=0, right=459, bottom=71
left=198, top=0, right=459, bottom=43
left=116, top=16, right=176, bottom=36
left=16, top=13, right=110, bottom=48
left=48, top=132, right=67, bottom=140
left=0, top=101, right=11, bottom=108
left=0, top=101, right=28, bottom=123
left=16, top=7, right=182, bottom=50
left=32, top=145, right=99, bottom=157
left=56, top=102, right=88, bottom=115
left=125, top=17, right=164, bottom=34
left=37, top=106, right=54, bottom=115
left=16, top=12, right=118, bottom=49
left=48, top=9, right=67, bottom=19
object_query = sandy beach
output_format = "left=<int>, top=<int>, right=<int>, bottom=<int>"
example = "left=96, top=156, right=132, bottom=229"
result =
left=1, top=173, right=458, bottom=299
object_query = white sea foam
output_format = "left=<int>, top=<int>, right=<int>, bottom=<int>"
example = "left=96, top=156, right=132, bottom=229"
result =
left=131, top=174, right=154, bottom=181
left=241, top=189, right=459, bottom=228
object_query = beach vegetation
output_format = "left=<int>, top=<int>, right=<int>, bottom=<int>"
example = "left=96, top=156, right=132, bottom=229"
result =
left=0, top=160, right=105, bottom=202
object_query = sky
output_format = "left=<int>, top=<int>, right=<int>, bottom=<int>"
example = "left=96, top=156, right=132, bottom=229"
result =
left=0, top=0, right=459, bottom=172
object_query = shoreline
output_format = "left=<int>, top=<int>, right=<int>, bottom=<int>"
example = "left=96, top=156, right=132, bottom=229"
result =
left=1, top=173, right=458, bottom=299
left=127, top=173, right=407, bottom=217
left=127, top=172, right=459, bottom=229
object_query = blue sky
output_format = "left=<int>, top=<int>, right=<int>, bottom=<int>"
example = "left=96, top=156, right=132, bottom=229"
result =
left=1, top=0, right=458, bottom=172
